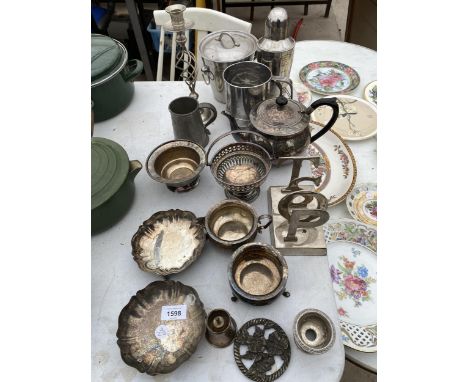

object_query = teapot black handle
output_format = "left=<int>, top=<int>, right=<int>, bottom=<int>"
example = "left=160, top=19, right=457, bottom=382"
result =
left=306, top=97, right=340, bottom=143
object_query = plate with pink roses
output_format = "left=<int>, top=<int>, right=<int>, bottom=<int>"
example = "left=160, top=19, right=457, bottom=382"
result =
left=324, top=218, right=377, bottom=352
left=299, top=61, right=360, bottom=95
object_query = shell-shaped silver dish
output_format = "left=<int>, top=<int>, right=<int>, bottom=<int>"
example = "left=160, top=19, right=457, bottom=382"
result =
left=117, top=280, right=206, bottom=375
left=131, top=209, right=206, bottom=275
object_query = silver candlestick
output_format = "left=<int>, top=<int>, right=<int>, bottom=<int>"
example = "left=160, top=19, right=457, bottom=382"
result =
left=165, top=4, right=198, bottom=99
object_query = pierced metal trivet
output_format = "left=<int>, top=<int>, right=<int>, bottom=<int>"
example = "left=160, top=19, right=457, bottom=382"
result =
left=233, top=318, right=290, bottom=382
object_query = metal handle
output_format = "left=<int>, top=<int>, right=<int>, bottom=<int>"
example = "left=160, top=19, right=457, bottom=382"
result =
left=215, top=32, right=240, bottom=49
left=122, top=59, right=144, bottom=82
left=257, top=214, right=273, bottom=232
left=271, top=76, right=293, bottom=100
left=205, top=130, right=274, bottom=166
left=201, top=60, right=214, bottom=85
left=199, top=102, right=217, bottom=134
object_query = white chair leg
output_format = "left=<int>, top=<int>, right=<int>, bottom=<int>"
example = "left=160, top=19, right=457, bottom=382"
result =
left=170, top=33, right=176, bottom=81
left=157, top=26, right=165, bottom=81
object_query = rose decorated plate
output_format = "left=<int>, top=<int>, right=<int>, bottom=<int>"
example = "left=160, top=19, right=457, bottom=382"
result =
left=293, top=81, right=312, bottom=106
left=324, top=218, right=377, bottom=353
left=364, top=80, right=377, bottom=106
left=299, top=61, right=360, bottom=95
left=306, top=125, right=357, bottom=207
left=311, top=95, right=377, bottom=141
left=347, top=183, right=377, bottom=226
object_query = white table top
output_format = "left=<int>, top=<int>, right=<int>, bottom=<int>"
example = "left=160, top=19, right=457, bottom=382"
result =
left=92, top=40, right=376, bottom=381
left=293, top=40, right=377, bottom=373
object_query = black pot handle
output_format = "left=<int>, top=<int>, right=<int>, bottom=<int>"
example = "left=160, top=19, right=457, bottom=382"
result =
left=305, top=97, right=339, bottom=143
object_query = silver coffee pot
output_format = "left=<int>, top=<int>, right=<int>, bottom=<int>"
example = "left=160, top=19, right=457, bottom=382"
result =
left=257, top=7, right=295, bottom=78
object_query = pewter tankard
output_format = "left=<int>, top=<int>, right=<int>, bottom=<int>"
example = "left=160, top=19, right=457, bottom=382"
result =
left=168, top=96, right=217, bottom=147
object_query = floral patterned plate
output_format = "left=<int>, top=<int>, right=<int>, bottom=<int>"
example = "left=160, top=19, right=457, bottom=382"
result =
left=347, top=183, right=377, bottom=226
left=364, top=81, right=377, bottom=106
left=324, top=218, right=377, bottom=353
left=293, top=81, right=312, bottom=106
left=311, top=95, right=377, bottom=141
left=306, top=126, right=357, bottom=206
left=299, top=61, right=360, bottom=95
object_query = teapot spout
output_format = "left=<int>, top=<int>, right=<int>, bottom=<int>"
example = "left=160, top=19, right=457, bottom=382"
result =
left=221, top=110, right=240, bottom=132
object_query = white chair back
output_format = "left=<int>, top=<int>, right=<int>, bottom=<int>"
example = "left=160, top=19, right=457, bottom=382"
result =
left=153, top=7, right=252, bottom=81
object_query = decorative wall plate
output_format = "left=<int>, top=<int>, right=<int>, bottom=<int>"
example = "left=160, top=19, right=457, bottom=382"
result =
left=293, top=81, right=312, bottom=106
left=299, top=61, right=360, bottom=95
left=347, top=183, right=377, bottom=225
left=364, top=81, right=377, bottom=106
left=311, top=95, right=377, bottom=141
left=306, top=127, right=357, bottom=206
left=131, top=209, right=206, bottom=276
left=324, top=218, right=377, bottom=352
left=233, top=318, right=290, bottom=382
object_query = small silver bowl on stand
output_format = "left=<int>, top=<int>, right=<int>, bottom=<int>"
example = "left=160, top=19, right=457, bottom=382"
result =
left=293, top=308, right=336, bottom=354
left=146, top=139, right=206, bottom=192
left=205, top=309, right=237, bottom=348
left=228, top=242, right=288, bottom=305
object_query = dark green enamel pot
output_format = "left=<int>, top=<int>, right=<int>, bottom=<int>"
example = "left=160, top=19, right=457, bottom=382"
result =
left=92, top=137, right=142, bottom=234
left=91, top=34, right=143, bottom=122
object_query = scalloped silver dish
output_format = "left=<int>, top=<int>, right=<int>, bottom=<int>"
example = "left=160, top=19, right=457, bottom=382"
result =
left=131, top=209, right=206, bottom=276
left=116, top=280, right=206, bottom=375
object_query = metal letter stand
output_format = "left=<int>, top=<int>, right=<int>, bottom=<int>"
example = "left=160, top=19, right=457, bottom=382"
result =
left=267, top=157, right=330, bottom=255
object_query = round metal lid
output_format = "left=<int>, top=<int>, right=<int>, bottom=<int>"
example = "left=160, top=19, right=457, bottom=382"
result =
left=250, top=96, right=307, bottom=136
left=199, top=31, right=257, bottom=63
left=91, top=34, right=128, bottom=87
left=92, top=137, right=129, bottom=210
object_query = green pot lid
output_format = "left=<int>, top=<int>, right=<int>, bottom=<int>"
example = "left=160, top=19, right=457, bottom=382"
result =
left=92, top=137, right=129, bottom=210
left=91, top=34, right=128, bottom=87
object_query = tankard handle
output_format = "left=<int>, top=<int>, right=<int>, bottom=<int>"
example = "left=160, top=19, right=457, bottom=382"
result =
left=271, top=76, right=293, bottom=100
left=305, top=97, right=340, bottom=143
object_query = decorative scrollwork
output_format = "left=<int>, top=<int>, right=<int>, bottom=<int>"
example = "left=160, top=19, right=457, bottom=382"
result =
left=233, top=318, right=290, bottom=382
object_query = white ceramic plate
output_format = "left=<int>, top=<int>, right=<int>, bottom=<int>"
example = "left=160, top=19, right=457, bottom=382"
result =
left=346, top=183, right=377, bottom=226
left=364, top=80, right=377, bottom=106
left=324, top=218, right=377, bottom=352
left=306, top=126, right=357, bottom=206
left=311, top=95, right=377, bottom=141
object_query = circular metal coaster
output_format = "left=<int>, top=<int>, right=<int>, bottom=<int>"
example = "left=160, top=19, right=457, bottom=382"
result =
left=233, top=318, right=291, bottom=382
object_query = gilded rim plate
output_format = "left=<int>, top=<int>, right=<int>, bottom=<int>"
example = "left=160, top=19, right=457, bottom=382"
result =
left=311, top=95, right=377, bottom=141
left=364, top=80, right=377, bottom=106
left=293, top=81, right=312, bottom=106
left=347, top=183, right=377, bottom=226
left=299, top=61, right=360, bottom=95
left=306, top=126, right=357, bottom=206
left=324, top=218, right=377, bottom=353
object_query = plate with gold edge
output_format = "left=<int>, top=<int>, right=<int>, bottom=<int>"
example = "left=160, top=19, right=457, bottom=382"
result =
left=306, top=124, right=357, bottom=206
left=347, top=183, right=377, bottom=226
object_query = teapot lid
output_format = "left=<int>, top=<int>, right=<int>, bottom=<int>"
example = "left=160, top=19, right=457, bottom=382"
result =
left=92, top=137, right=130, bottom=210
left=250, top=95, right=307, bottom=137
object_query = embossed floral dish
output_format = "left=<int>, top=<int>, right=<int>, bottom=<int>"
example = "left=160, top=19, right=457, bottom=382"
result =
left=347, top=183, right=377, bottom=226
left=293, top=81, right=312, bottom=106
left=311, top=95, right=377, bottom=141
left=364, top=81, right=377, bottom=106
left=306, top=126, right=357, bottom=206
left=299, top=61, right=360, bottom=95
left=131, top=209, right=206, bottom=276
left=324, top=218, right=377, bottom=352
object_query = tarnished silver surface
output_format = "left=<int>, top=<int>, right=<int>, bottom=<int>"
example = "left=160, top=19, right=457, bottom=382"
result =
left=228, top=242, right=288, bottom=305
left=293, top=309, right=336, bottom=355
left=206, top=130, right=273, bottom=202
left=131, top=209, right=206, bottom=275
left=146, top=139, right=206, bottom=192
left=199, top=31, right=257, bottom=103
left=205, top=199, right=272, bottom=249
left=268, top=170, right=329, bottom=255
left=257, top=7, right=295, bottom=77
left=116, top=280, right=206, bottom=375
left=205, top=309, right=237, bottom=348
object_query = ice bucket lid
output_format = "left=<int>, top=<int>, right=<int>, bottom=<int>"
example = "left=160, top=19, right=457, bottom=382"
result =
left=199, top=31, right=257, bottom=63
